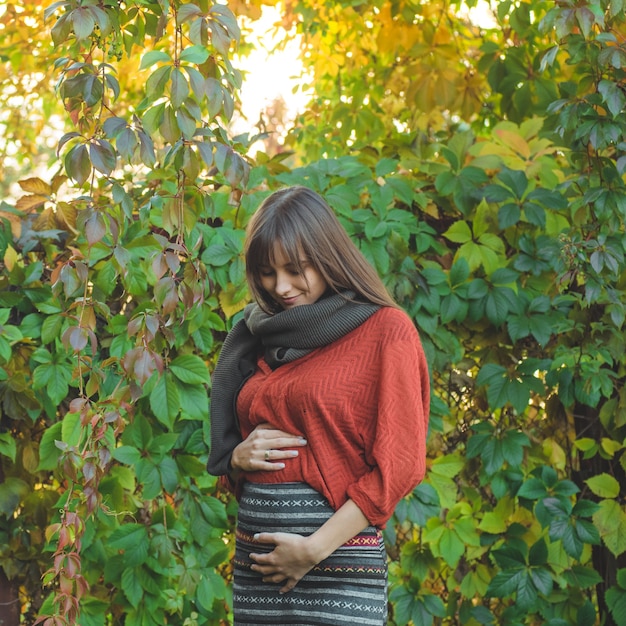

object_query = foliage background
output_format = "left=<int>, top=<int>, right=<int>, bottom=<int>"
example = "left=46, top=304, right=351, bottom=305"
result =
left=0, top=0, right=625, bottom=625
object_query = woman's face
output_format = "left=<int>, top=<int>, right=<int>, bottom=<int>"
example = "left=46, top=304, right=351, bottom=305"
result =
left=259, top=245, right=328, bottom=310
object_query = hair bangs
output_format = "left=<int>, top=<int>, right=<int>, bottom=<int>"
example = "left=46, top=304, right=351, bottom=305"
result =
left=245, top=185, right=400, bottom=313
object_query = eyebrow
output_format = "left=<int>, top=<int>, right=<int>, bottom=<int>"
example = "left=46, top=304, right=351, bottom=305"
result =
left=260, top=258, right=308, bottom=269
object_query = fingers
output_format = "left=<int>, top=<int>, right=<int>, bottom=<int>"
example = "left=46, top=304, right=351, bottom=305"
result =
left=252, top=425, right=308, bottom=447
left=231, top=430, right=306, bottom=472
left=263, top=447, right=299, bottom=463
left=251, top=532, right=280, bottom=545
left=249, top=562, right=298, bottom=593
left=251, top=430, right=307, bottom=471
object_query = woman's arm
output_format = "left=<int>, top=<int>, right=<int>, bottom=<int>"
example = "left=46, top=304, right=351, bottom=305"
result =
left=249, top=498, right=370, bottom=593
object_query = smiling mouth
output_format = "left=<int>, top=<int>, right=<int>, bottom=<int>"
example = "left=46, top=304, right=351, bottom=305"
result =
left=281, top=295, right=299, bottom=306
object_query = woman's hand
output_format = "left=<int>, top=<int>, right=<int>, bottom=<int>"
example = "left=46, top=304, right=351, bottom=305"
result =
left=249, top=532, right=322, bottom=593
left=230, top=423, right=307, bottom=472
left=250, top=499, right=370, bottom=593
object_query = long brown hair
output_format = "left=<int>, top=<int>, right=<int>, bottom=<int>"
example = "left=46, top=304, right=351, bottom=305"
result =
left=244, top=185, right=399, bottom=313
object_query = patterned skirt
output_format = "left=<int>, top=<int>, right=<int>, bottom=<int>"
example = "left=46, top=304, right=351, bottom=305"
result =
left=233, top=482, right=388, bottom=626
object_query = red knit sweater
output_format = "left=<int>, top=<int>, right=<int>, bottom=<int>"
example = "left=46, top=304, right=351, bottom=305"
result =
left=236, top=307, right=430, bottom=527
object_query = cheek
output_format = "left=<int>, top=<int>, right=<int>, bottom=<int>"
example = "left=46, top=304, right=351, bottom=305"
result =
left=310, top=274, right=327, bottom=297
left=260, top=277, right=274, bottom=293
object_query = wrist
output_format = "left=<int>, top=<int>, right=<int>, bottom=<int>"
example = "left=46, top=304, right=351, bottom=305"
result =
left=230, top=448, right=241, bottom=471
left=306, top=532, right=334, bottom=564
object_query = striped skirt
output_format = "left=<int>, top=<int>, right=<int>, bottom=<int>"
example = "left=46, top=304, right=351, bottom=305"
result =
left=233, top=482, right=388, bottom=626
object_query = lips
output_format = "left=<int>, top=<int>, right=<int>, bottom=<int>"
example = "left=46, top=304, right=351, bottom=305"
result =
left=281, top=295, right=300, bottom=307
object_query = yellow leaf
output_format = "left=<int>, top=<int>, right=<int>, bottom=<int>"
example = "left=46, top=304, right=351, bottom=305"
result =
left=15, top=194, right=47, bottom=211
left=601, top=437, right=622, bottom=457
left=34, top=207, right=57, bottom=231
left=22, top=442, right=38, bottom=473
left=56, top=202, right=79, bottom=233
left=219, top=287, right=248, bottom=318
left=51, top=174, right=68, bottom=194
left=495, top=129, right=531, bottom=160
left=3, top=245, right=19, bottom=272
left=543, top=437, right=567, bottom=470
left=478, top=511, right=508, bottom=534
left=18, top=177, right=51, bottom=195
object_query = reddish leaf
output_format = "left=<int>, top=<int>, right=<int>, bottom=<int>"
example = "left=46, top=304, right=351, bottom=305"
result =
left=65, top=144, right=91, bottom=185
left=84, top=211, right=107, bottom=246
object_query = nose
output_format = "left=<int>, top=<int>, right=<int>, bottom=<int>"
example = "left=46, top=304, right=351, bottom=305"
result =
left=275, top=271, right=292, bottom=296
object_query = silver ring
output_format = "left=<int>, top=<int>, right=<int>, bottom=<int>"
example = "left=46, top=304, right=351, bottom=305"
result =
left=264, top=449, right=270, bottom=461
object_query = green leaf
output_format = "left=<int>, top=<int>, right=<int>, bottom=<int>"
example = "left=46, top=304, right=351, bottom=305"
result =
left=0, top=478, right=29, bottom=516
left=112, top=446, right=141, bottom=465
left=585, top=473, right=620, bottom=498
left=170, top=354, right=209, bottom=385
left=593, top=500, right=626, bottom=557
left=121, top=567, right=143, bottom=608
left=208, top=20, right=231, bottom=55
left=498, top=168, right=528, bottom=199
left=196, top=570, right=227, bottom=611
left=562, top=565, right=603, bottom=589
left=487, top=570, right=524, bottom=598
left=149, top=77, right=173, bottom=115
left=485, top=289, right=512, bottom=325
left=139, top=50, right=171, bottom=70
left=71, top=7, right=95, bottom=39
left=550, top=518, right=584, bottom=559
left=89, top=139, right=116, bottom=175
left=41, top=315, right=63, bottom=344
left=210, top=4, right=240, bottom=40
left=422, top=593, right=446, bottom=618
left=530, top=567, right=553, bottom=596
left=517, top=478, right=548, bottom=500
left=32, top=362, right=72, bottom=406
left=65, top=143, right=91, bottom=185
left=606, top=583, right=626, bottom=626
left=498, top=203, right=521, bottom=228
left=159, top=456, right=179, bottom=494
left=438, top=527, right=465, bottom=567
left=431, top=454, right=464, bottom=478
left=170, top=67, right=189, bottom=109
left=177, top=3, right=204, bottom=24
left=149, top=373, right=180, bottom=429
left=0, top=433, right=17, bottom=462
left=516, top=572, right=538, bottom=610
left=179, top=382, right=209, bottom=420
left=501, top=430, right=530, bottom=467
left=443, top=221, right=472, bottom=244
left=37, top=422, right=63, bottom=471
left=108, top=524, right=149, bottom=567
left=528, top=539, right=548, bottom=567
left=62, top=411, right=81, bottom=448
left=575, top=513, right=603, bottom=552
left=136, top=458, right=161, bottom=500
left=449, top=259, right=469, bottom=285
left=0, top=335, right=11, bottom=362
left=180, top=45, right=210, bottom=65
left=458, top=241, right=484, bottom=272
left=440, top=293, right=468, bottom=323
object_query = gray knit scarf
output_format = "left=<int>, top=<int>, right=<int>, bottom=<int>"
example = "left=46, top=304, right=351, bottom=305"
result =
left=207, top=291, right=380, bottom=475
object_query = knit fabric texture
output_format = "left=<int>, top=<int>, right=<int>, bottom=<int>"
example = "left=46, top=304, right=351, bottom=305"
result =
left=207, top=292, right=380, bottom=475
left=236, top=307, right=430, bottom=527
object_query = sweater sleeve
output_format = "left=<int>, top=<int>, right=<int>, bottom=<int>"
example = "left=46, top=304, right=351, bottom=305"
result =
left=346, top=319, right=430, bottom=527
left=206, top=320, right=257, bottom=476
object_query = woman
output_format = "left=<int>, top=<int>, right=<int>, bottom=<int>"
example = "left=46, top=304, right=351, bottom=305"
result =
left=207, top=186, right=430, bottom=625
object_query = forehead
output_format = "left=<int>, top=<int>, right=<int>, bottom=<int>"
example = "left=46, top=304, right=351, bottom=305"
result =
left=263, top=242, right=305, bottom=267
